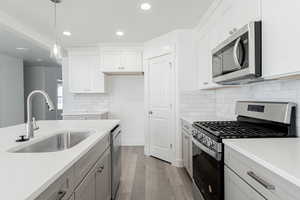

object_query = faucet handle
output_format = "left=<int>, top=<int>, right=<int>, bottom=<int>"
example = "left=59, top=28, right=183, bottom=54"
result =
left=32, top=117, right=39, bottom=131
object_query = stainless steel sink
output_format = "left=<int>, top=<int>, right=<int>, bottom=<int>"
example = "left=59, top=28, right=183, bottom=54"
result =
left=12, top=131, right=94, bottom=153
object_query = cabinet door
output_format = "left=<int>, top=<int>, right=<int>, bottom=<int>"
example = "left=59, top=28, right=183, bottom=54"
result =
left=212, top=0, right=261, bottom=47
left=68, top=194, right=74, bottom=200
left=69, top=55, right=91, bottom=92
left=262, top=0, right=300, bottom=78
left=121, top=51, right=142, bottom=71
left=74, top=164, right=96, bottom=200
left=188, top=134, right=193, bottom=177
left=95, top=149, right=111, bottom=200
left=182, top=130, right=189, bottom=171
left=225, top=166, right=266, bottom=200
left=100, top=51, right=121, bottom=72
left=89, top=55, right=106, bottom=93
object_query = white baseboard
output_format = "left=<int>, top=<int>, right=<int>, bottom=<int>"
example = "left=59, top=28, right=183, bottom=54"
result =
left=172, top=159, right=184, bottom=167
left=121, top=139, right=145, bottom=146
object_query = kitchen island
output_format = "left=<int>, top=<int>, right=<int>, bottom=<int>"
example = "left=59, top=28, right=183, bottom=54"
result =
left=0, top=120, right=119, bottom=200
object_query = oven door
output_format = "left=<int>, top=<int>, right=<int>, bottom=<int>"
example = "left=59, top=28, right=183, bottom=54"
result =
left=192, top=138, right=223, bottom=200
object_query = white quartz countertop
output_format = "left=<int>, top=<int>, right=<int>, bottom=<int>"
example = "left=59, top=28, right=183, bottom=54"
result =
left=61, top=110, right=108, bottom=116
left=0, top=120, right=119, bottom=200
left=224, top=138, right=300, bottom=189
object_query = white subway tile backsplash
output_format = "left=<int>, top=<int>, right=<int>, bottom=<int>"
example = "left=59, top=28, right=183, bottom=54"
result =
left=180, top=79, right=300, bottom=135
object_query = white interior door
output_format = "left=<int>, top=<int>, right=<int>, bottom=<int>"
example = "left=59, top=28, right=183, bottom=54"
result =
left=147, top=54, right=173, bottom=162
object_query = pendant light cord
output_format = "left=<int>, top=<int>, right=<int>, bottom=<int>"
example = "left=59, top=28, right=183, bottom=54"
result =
left=54, top=2, right=57, bottom=43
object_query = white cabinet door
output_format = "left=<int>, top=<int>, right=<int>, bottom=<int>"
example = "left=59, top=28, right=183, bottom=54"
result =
left=212, top=0, right=261, bottom=47
left=69, top=53, right=106, bottom=93
left=100, top=51, right=122, bottom=72
left=121, top=51, right=142, bottom=71
left=69, top=55, right=91, bottom=92
left=182, top=130, right=189, bottom=171
left=262, top=0, right=300, bottom=78
left=198, top=32, right=211, bottom=88
left=225, top=166, right=266, bottom=200
left=100, top=48, right=143, bottom=74
left=90, top=55, right=106, bottom=92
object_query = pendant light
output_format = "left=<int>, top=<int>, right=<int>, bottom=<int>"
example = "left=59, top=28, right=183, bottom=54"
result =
left=50, top=0, right=62, bottom=61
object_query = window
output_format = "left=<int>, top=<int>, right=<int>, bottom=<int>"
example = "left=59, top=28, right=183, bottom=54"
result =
left=57, top=80, right=63, bottom=110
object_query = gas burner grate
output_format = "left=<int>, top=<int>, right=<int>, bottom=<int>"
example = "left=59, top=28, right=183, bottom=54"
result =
left=193, top=121, right=286, bottom=138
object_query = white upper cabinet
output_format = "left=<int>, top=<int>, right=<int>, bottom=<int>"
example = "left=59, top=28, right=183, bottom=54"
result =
left=262, top=0, right=300, bottom=78
left=100, top=47, right=143, bottom=74
left=68, top=48, right=106, bottom=93
left=211, top=0, right=261, bottom=49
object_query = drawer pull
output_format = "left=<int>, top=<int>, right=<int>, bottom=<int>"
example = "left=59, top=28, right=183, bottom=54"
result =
left=247, top=171, right=275, bottom=190
left=97, top=165, right=104, bottom=173
left=56, top=190, right=67, bottom=200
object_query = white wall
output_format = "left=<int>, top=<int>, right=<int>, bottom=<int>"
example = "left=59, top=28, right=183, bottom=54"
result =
left=24, top=65, right=61, bottom=121
left=62, top=58, right=145, bottom=145
left=0, top=54, right=24, bottom=127
left=107, top=76, right=144, bottom=146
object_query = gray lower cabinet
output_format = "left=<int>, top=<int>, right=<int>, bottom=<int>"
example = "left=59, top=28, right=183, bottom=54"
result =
left=225, top=166, right=265, bottom=200
left=68, top=194, right=74, bottom=200
left=75, top=148, right=111, bottom=200
left=95, top=148, right=111, bottom=200
left=34, top=167, right=74, bottom=200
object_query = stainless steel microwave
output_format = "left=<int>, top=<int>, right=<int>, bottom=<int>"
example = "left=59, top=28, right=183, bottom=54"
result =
left=212, top=21, right=262, bottom=84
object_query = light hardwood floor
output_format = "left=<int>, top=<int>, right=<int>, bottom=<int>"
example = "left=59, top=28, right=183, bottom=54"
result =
left=119, top=146, right=194, bottom=200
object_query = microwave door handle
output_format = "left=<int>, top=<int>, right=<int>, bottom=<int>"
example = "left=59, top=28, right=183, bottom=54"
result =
left=233, top=37, right=242, bottom=69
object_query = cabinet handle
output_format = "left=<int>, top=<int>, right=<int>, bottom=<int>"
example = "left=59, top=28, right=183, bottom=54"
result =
left=247, top=171, right=275, bottom=190
left=97, top=165, right=104, bottom=173
left=56, top=190, right=67, bottom=200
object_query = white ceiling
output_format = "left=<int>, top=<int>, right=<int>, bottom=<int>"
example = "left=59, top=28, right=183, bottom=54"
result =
left=0, top=0, right=214, bottom=47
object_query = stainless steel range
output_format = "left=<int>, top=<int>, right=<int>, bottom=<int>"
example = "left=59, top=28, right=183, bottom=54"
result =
left=192, top=101, right=296, bottom=200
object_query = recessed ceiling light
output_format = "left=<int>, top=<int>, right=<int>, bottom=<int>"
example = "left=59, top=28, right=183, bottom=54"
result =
left=140, top=2, right=152, bottom=10
left=116, top=31, right=124, bottom=37
left=63, top=31, right=72, bottom=36
left=16, top=47, right=28, bottom=50
left=36, top=58, right=43, bottom=62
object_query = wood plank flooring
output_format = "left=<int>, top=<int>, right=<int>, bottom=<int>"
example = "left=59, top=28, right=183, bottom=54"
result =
left=119, top=146, right=194, bottom=200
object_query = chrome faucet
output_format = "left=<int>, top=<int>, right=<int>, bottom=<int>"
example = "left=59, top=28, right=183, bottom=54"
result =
left=26, top=90, right=55, bottom=139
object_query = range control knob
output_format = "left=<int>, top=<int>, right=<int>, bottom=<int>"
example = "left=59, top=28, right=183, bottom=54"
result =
left=197, top=134, right=203, bottom=140
left=207, top=140, right=213, bottom=147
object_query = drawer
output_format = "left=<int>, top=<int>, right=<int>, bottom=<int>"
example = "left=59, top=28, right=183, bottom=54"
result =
left=225, top=166, right=265, bottom=200
left=74, top=134, right=110, bottom=186
left=225, top=145, right=300, bottom=200
left=35, top=167, right=74, bottom=200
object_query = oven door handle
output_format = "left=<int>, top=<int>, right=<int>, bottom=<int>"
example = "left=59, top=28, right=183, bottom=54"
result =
left=192, top=138, right=221, bottom=161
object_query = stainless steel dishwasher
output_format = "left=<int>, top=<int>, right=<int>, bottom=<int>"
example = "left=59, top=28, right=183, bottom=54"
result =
left=111, top=124, right=121, bottom=200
